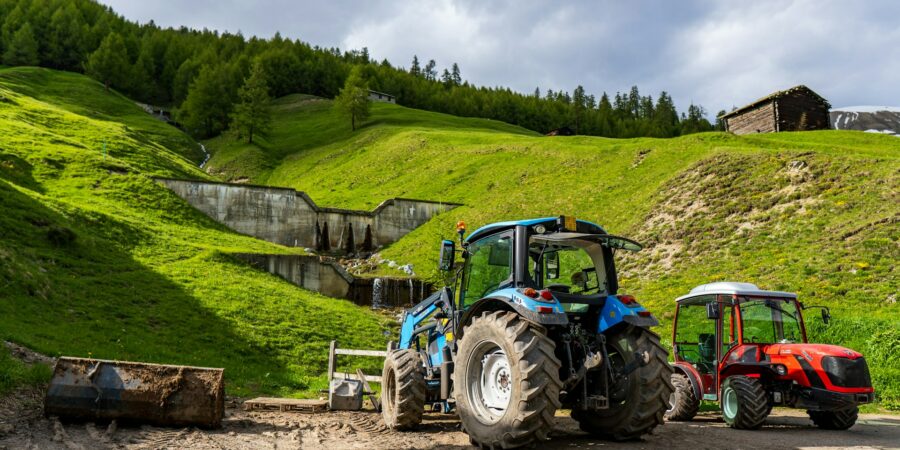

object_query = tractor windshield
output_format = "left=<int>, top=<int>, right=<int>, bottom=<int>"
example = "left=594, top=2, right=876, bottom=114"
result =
left=739, top=297, right=804, bottom=344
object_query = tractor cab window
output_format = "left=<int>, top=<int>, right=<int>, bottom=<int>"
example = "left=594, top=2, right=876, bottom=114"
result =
left=528, top=238, right=608, bottom=313
left=673, top=296, right=718, bottom=375
left=460, top=233, right=513, bottom=308
left=739, top=297, right=803, bottom=344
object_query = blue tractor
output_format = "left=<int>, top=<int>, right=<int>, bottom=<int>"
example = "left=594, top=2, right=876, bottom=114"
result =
left=380, top=216, right=673, bottom=448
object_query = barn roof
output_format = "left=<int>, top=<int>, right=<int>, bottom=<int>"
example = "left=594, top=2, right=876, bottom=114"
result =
left=719, top=85, right=830, bottom=119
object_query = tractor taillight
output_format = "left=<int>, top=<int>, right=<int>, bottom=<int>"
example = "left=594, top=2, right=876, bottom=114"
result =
left=522, top=287, right=538, bottom=298
left=617, top=294, right=636, bottom=304
left=539, top=289, right=554, bottom=301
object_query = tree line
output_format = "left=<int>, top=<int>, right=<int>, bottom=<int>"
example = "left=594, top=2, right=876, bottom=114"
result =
left=0, top=0, right=720, bottom=140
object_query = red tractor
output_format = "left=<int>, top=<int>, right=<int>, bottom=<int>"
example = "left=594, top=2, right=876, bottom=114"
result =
left=665, top=282, right=874, bottom=430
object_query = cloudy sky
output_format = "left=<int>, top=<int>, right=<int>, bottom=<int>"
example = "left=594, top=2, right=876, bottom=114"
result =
left=101, top=0, right=900, bottom=114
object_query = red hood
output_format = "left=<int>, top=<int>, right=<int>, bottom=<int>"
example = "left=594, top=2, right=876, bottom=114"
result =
left=763, top=343, right=864, bottom=360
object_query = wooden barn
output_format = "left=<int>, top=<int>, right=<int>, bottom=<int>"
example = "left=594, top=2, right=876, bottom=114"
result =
left=720, top=85, right=831, bottom=135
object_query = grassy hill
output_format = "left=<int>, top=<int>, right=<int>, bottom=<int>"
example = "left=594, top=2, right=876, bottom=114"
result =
left=205, top=95, right=900, bottom=409
left=0, top=67, right=391, bottom=397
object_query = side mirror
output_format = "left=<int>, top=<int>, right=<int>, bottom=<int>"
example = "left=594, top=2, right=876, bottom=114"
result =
left=706, top=302, right=720, bottom=320
left=821, top=308, right=831, bottom=325
left=438, top=240, right=455, bottom=271
left=545, top=252, right=559, bottom=279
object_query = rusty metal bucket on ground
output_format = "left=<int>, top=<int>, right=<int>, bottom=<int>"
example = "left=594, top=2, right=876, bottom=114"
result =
left=44, top=357, right=225, bottom=428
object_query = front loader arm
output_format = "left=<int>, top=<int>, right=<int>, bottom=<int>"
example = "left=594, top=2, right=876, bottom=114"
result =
left=399, top=288, right=454, bottom=349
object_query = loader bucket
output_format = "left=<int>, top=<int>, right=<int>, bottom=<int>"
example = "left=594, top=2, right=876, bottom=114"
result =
left=44, top=357, right=225, bottom=428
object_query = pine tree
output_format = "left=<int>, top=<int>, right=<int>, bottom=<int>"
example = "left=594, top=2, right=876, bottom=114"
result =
left=47, top=4, right=86, bottom=71
left=441, top=68, right=452, bottom=85
left=334, top=66, right=370, bottom=131
left=85, top=32, right=129, bottom=91
left=178, top=63, right=237, bottom=137
left=715, top=110, right=728, bottom=131
left=3, top=23, right=39, bottom=66
left=230, top=62, right=272, bottom=144
left=451, top=63, right=461, bottom=85
left=572, top=85, right=586, bottom=134
left=410, top=55, right=420, bottom=76
left=424, top=59, right=436, bottom=80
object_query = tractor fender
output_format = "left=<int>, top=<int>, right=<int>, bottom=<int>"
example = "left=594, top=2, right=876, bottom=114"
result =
left=672, top=361, right=703, bottom=401
left=457, top=296, right=567, bottom=339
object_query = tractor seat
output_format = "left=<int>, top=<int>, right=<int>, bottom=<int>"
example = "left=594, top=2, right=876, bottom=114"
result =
left=697, top=333, right=716, bottom=372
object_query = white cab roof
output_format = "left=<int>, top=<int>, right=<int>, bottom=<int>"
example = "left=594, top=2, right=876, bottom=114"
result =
left=676, top=282, right=797, bottom=302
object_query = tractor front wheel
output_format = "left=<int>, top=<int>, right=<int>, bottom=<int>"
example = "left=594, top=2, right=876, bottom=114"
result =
left=665, top=372, right=699, bottom=421
left=381, top=349, right=426, bottom=430
left=454, top=311, right=562, bottom=449
left=571, top=326, right=674, bottom=440
left=808, top=407, right=858, bottom=430
left=721, top=375, right=769, bottom=429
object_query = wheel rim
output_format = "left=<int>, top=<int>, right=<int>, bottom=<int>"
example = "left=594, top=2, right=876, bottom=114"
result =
left=384, top=367, right=396, bottom=416
left=723, top=385, right=738, bottom=420
left=667, top=389, right=678, bottom=413
left=466, top=340, right=512, bottom=424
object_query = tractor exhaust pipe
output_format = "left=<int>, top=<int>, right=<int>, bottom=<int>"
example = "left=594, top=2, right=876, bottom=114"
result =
left=44, top=357, right=225, bottom=428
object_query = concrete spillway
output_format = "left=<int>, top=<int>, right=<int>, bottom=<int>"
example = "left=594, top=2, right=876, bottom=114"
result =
left=157, top=178, right=460, bottom=251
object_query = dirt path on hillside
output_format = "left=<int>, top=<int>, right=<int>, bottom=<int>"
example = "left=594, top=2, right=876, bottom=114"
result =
left=2, top=387, right=898, bottom=450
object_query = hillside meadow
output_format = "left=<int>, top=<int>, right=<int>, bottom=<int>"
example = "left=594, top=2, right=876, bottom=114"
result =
left=0, top=67, right=391, bottom=397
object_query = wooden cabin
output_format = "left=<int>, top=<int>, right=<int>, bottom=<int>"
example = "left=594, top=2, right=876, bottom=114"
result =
left=720, top=85, right=831, bottom=135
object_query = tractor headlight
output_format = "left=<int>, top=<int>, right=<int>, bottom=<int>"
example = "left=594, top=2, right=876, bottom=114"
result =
left=774, top=364, right=788, bottom=376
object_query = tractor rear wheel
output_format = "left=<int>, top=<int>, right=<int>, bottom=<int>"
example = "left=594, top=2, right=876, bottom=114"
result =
left=454, top=311, right=562, bottom=449
left=381, top=349, right=426, bottom=430
left=571, top=326, right=674, bottom=440
left=721, top=375, right=769, bottom=429
left=665, top=372, right=699, bottom=421
left=808, top=407, right=858, bottom=430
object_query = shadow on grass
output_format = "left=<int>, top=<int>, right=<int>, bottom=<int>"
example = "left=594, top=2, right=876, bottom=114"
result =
left=0, top=180, right=293, bottom=394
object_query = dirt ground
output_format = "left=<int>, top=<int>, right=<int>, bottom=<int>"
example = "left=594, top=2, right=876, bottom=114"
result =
left=1, top=386, right=898, bottom=450
left=2, top=343, right=897, bottom=450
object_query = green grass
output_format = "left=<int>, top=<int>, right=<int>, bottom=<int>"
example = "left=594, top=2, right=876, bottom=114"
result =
left=204, top=93, right=538, bottom=182
left=0, top=346, right=51, bottom=396
left=0, top=67, right=391, bottom=397
left=205, top=96, right=900, bottom=408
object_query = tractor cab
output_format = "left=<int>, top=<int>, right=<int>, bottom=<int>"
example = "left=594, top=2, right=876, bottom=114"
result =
left=667, top=282, right=873, bottom=430
left=671, top=282, right=807, bottom=400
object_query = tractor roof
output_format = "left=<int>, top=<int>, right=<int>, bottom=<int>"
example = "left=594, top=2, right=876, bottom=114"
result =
left=676, top=282, right=797, bottom=302
left=465, top=217, right=606, bottom=244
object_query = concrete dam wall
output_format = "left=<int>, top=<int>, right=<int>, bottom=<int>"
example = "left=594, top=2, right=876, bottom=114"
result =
left=157, top=178, right=460, bottom=251
left=233, top=253, right=434, bottom=307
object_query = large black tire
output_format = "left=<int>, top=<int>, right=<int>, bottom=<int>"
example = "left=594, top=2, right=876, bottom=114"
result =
left=571, top=326, right=674, bottom=441
left=665, top=372, right=699, bottom=421
left=720, top=375, right=769, bottom=429
left=381, top=349, right=426, bottom=430
left=454, top=311, right=562, bottom=449
left=808, top=407, right=858, bottom=430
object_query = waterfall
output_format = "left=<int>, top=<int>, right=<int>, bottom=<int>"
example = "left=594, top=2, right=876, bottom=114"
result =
left=372, top=278, right=383, bottom=309
left=199, top=144, right=211, bottom=169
